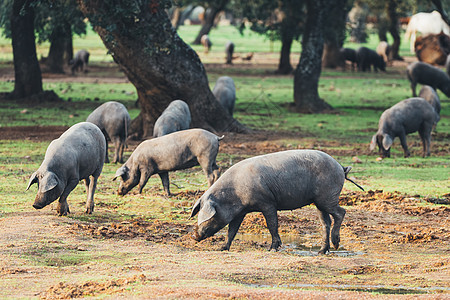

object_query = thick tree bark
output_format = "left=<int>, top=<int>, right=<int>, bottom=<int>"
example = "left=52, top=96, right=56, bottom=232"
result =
left=386, top=0, right=403, bottom=61
left=45, top=30, right=67, bottom=73
left=293, top=0, right=331, bottom=113
left=277, top=27, right=294, bottom=74
left=64, top=29, right=74, bottom=63
left=192, top=0, right=229, bottom=45
left=9, top=0, right=43, bottom=99
left=322, top=43, right=343, bottom=69
left=78, top=0, right=246, bottom=138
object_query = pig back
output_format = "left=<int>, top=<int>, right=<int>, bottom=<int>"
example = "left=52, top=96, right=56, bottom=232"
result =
left=381, top=98, right=436, bottom=134
left=213, top=150, right=345, bottom=211
left=86, top=101, right=130, bottom=135
left=44, top=122, right=106, bottom=179
left=130, top=129, right=217, bottom=172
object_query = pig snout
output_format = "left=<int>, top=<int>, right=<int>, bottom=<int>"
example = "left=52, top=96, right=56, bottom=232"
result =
left=117, top=187, right=129, bottom=196
left=32, top=203, right=44, bottom=209
left=32, top=193, right=55, bottom=210
left=191, top=224, right=203, bottom=241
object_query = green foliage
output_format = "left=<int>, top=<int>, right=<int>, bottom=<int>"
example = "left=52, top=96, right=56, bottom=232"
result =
left=233, top=0, right=304, bottom=43
left=0, top=0, right=86, bottom=43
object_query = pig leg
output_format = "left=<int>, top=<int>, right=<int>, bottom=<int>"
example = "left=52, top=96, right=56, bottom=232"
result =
left=262, top=208, right=282, bottom=250
left=330, top=206, right=346, bottom=250
left=85, top=175, right=97, bottom=214
left=212, top=162, right=221, bottom=183
left=418, top=125, right=432, bottom=157
left=118, top=138, right=125, bottom=163
left=199, top=158, right=216, bottom=187
left=410, top=81, right=417, bottom=97
left=317, top=210, right=331, bottom=254
left=398, top=132, right=410, bottom=158
left=158, top=172, right=171, bottom=195
left=104, top=136, right=110, bottom=164
left=221, top=214, right=245, bottom=251
left=138, top=170, right=152, bottom=194
left=56, top=179, right=78, bottom=216
left=112, top=137, right=121, bottom=164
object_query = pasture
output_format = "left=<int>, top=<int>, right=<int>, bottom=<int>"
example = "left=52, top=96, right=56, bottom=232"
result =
left=0, top=25, right=449, bottom=298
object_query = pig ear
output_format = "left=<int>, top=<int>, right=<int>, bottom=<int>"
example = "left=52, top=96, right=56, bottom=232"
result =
left=113, top=166, right=128, bottom=181
left=382, top=134, right=393, bottom=151
left=39, top=172, right=59, bottom=193
left=26, top=172, right=38, bottom=191
left=197, top=201, right=216, bottom=225
left=190, top=198, right=202, bottom=218
left=369, top=135, right=377, bottom=151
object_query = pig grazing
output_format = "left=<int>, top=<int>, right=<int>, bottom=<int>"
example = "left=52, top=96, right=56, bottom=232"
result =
left=225, top=41, right=235, bottom=65
left=356, top=46, right=386, bottom=72
left=212, top=76, right=236, bottom=116
left=191, top=150, right=364, bottom=254
left=26, top=122, right=106, bottom=216
left=340, top=48, right=357, bottom=71
left=86, top=101, right=131, bottom=164
left=406, top=61, right=450, bottom=97
left=114, top=129, right=222, bottom=196
left=153, top=100, right=191, bottom=137
left=418, top=85, right=441, bottom=122
left=370, top=98, right=437, bottom=158
left=69, top=50, right=89, bottom=74
left=200, top=34, right=212, bottom=53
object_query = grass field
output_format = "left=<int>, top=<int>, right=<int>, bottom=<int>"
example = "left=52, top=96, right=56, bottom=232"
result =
left=0, top=24, right=449, bottom=298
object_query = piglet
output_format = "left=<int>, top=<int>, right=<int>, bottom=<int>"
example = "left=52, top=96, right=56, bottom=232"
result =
left=356, top=47, right=386, bottom=72
left=340, top=48, right=357, bottom=71
left=406, top=61, right=450, bottom=97
left=212, top=76, right=236, bottom=116
left=114, top=129, right=222, bottom=196
left=153, top=100, right=191, bottom=137
left=26, top=122, right=106, bottom=215
left=201, top=34, right=212, bottom=53
left=69, top=50, right=89, bottom=74
left=191, top=150, right=363, bottom=254
left=86, top=101, right=131, bottom=163
left=225, top=41, right=235, bottom=65
left=370, top=98, right=437, bottom=158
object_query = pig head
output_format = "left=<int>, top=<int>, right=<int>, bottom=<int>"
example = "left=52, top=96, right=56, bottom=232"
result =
left=113, top=165, right=139, bottom=196
left=370, top=133, right=393, bottom=158
left=190, top=195, right=232, bottom=242
left=26, top=171, right=64, bottom=209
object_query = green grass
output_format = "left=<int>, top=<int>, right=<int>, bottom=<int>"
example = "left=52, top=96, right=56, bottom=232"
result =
left=0, top=24, right=448, bottom=218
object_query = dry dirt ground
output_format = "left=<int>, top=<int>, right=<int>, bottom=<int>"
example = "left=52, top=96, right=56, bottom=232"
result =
left=0, top=58, right=449, bottom=299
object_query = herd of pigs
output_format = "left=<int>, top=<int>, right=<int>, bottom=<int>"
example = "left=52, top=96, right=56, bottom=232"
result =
left=26, top=47, right=443, bottom=254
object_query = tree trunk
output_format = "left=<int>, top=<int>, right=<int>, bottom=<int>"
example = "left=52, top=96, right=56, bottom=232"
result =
left=45, top=31, right=67, bottom=73
left=322, top=43, right=343, bottom=69
left=293, top=0, right=331, bottom=113
left=322, top=0, right=349, bottom=69
left=9, top=0, right=43, bottom=99
left=387, top=0, right=403, bottom=61
left=192, top=0, right=229, bottom=45
left=63, top=22, right=74, bottom=63
left=277, top=28, right=294, bottom=74
left=78, top=0, right=246, bottom=138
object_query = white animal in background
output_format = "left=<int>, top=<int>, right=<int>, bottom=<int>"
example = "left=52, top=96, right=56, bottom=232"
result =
left=405, top=11, right=450, bottom=53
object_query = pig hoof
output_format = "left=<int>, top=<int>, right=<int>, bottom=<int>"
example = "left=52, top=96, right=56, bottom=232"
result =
left=220, top=245, right=230, bottom=251
left=318, top=247, right=330, bottom=255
